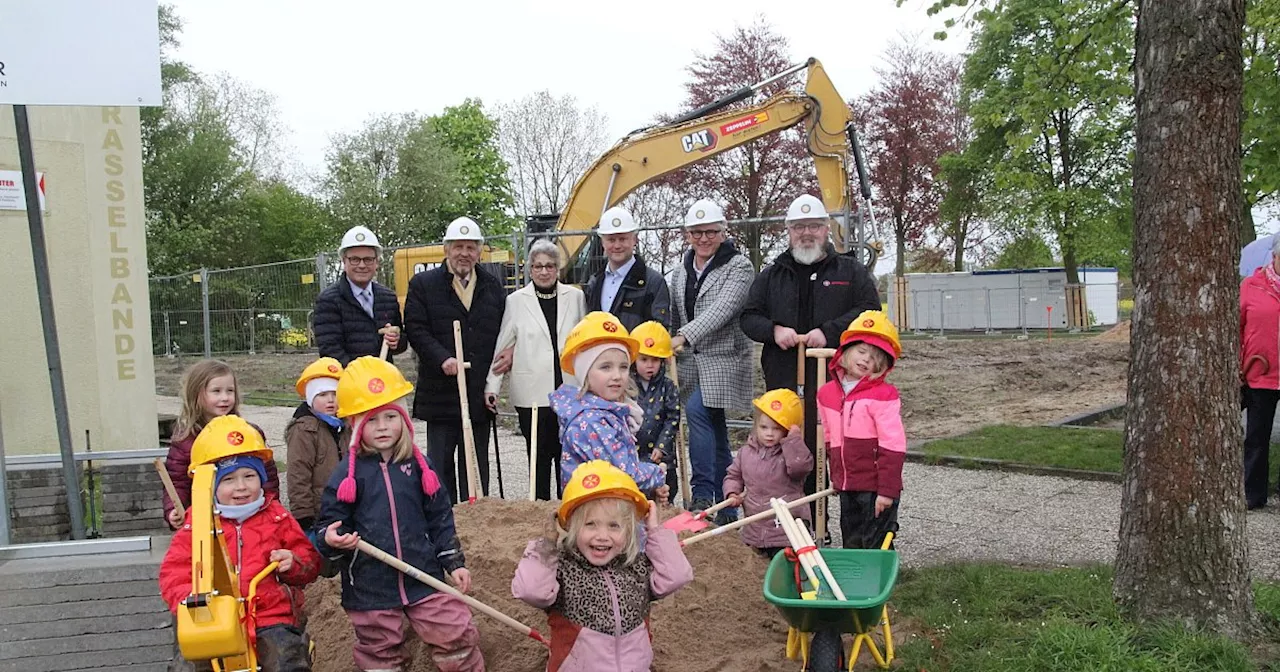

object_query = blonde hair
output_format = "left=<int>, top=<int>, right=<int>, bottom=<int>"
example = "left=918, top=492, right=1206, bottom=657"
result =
left=174, top=360, right=240, bottom=441
left=560, top=497, right=641, bottom=566
left=840, top=342, right=890, bottom=379
left=354, top=406, right=415, bottom=463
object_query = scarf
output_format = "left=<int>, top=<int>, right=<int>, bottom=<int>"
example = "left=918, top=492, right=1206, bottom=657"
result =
left=449, top=261, right=476, bottom=310
left=314, top=411, right=343, bottom=430
left=1265, top=261, right=1280, bottom=295
left=217, top=493, right=266, bottom=524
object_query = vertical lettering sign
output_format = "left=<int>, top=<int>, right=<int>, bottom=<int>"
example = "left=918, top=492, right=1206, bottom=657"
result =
left=101, top=107, right=136, bottom=380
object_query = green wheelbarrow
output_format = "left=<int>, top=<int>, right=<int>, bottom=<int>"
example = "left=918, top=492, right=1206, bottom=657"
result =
left=762, top=535, right=899, bottom=671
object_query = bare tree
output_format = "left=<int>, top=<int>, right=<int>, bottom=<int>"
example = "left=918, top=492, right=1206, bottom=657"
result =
left=497, top=91, right=610, bottom=215
left=1114, top=0, right=1252, bottom=638
left=625, top=183, right=689, bottom=276
left=202, top=72, right=295, bottom=180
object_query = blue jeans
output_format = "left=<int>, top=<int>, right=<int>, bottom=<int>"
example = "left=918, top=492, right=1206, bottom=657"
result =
left=686, top=387, right=732, bottom=505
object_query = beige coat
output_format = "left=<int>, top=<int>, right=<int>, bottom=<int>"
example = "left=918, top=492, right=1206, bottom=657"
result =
left=486, top=283, right=586, bottom=408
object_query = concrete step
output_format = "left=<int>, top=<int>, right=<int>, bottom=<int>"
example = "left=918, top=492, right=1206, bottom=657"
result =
left=4, top=579, right=158, bottom=608
left=92, top=664, right=169, bottom=672
left=0, top=609, right=171, bottom=642
left=0, top=596, right=164, bottom=626
left=0, top=628, right=173, bottom=660
left=0, top=643, right=171, bottom=672
left=0, top=561, right=157, bottom=591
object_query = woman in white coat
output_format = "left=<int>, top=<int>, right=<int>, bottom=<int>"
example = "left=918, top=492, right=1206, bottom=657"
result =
left=485, top=239, right=587, bottom=500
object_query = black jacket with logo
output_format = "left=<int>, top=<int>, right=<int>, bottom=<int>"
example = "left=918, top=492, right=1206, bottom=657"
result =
left=584, top=256, right=672, bottom=332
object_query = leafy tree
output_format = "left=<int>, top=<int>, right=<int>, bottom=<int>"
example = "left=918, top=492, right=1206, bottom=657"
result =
left=1242, top=0, right=1280, bottom=241
left=856, top=39, right=955, bottom=277
left=665, top=18, right=816, bottom=268
left=990, top=232, right=1056, bottom=269
left=322, top=113, right=461, bottom=247
left=238, top=181, right=338, bottom=263
left=428, top=99, right=518, bottom=234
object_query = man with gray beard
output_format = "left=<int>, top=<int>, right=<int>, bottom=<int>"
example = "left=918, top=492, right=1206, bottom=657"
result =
left=740, top=194, right=881, bottom=526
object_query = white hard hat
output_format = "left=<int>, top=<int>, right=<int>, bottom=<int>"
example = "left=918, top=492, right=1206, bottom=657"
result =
left=443, top=216, right=484, bottom=242
left=785, top=194, right=829, bottom=222
left=339, top=225, right=381, bottom=252
left=597, top=206, right=639, bottom=235
left=684, top=199, right=726, bottom=227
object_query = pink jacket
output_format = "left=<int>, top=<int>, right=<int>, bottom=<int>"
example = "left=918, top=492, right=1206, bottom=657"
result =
left=816, top=374, right=907, bottom=499
left=1241, top=267, right=1280, bottom=389
left=722, top=432, right=813, bottom=548
left=511, top=527, right=693, bottom=672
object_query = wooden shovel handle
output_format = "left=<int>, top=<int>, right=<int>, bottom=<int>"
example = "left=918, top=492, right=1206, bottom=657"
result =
left=154, top=458, right=184, bottom=518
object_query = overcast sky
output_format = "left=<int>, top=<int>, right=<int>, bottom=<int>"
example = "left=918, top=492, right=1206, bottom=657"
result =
left=167, top=0, right=969, bottom=178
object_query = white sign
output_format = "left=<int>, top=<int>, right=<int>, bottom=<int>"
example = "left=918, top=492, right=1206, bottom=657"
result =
left=0, top=170, right=47, bottom=212
left=0, top=0, right=162, bottom=106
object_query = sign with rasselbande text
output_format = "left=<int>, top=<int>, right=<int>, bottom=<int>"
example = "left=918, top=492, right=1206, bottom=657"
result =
left=0, top=0, right=162, bottom=106
left=0, top=169, right=46, bottom=211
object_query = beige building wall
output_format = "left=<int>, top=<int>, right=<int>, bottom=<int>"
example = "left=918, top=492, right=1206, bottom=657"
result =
left=0, top=105, right=156, bottom=456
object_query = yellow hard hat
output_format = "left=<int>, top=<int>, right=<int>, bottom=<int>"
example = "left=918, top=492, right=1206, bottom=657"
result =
left=295, top=357, right=343, bottom=398
left=189, top=415, right=272, bottom=470
left=753, top=389, right=803, bottom=430
left=838, top=310, right=902, bottom=359
left=631, top=321, right=673, bottom=359
left=558, top=460, right=650, bottom=526
left=559, top=311, right=639, bottom=376
left=336, top=356, right=414, bottom=418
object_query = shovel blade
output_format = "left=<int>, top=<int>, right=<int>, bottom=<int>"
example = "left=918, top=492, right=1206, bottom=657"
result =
left=662, top=511, right=711, bottom=533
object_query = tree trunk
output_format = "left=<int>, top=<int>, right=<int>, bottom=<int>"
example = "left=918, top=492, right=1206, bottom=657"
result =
left=1241, top=197, right=1256, bottom=244
left=952, top=220, right=967, bottom=271
left=1114, top=0, right=1252, bottom=639
left=895, top=227, right=907, bottom=277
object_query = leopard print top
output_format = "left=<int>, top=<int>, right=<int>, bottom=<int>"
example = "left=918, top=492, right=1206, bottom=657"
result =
left=555, top=550, right=653, bottom=634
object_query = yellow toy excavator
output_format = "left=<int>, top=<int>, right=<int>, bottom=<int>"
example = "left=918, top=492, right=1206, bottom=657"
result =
left=174, top=417, right=283, bottom=672
left=392, top=57, right=881, bottom=299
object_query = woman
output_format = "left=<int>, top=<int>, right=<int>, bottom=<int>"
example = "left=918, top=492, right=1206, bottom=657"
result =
left=1241, top=234, right=1280, bottom=509
left=486, top=239, right=587, bottom=500
left=667, top=198, right=755, bottom=521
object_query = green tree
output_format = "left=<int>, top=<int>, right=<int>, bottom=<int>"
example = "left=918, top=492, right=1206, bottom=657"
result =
left=990, top=232, right=1056, bottom=269
left=428, top=99, right=517, bottom=234
left=1243, top=0, right=1280, bottom=241
left=959, top=0, right=1135, bottom=285
left=322, top=113, right=462, bottom=248
left=239, top=181, right=338, bottom=263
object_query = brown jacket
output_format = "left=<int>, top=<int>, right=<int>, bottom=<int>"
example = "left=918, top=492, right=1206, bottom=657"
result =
left=285, top=404, right=347, bottom=526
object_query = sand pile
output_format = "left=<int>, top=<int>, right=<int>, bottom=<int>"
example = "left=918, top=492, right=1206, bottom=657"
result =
left=305, top=498, right=802, bottom=672
left=1095, top=320, right=1131, bottom=343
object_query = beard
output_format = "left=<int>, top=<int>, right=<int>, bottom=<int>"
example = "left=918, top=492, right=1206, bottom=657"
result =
left=791, top=241, right=826, bottom=265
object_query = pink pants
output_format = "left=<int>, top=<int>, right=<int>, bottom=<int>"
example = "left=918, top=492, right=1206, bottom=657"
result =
left=346, top=593, right=483, bottom=671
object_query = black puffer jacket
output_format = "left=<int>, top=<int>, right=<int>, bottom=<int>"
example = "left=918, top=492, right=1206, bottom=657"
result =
left=632, top=367, right=680, bottom=461
left=740, top=246, right=881, bottom=390
left=403, top=265, right=506, bottom=422
left=584, top=256, right=671, bottom=332
left=314, top=452, right=465, bottom=611
left=313, top=279, right=406, bottom=366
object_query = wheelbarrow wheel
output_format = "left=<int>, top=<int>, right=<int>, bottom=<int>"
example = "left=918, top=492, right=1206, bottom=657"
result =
left=808, top=629, right=844, bottom=672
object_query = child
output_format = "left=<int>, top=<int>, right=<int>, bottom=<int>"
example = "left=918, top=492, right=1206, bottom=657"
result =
left=511, top=460, right=693, bottom=672
left=159, top=415, right=321, bottom=672
left=816, top=310, right=906, bottom=550
left=550, top=312, right=669, bottom=502
left=285, top=357, right=347, bottom=533
left=629, top=321, right=681, bottom=503
left=315, top=356, right=484, bottom=672
left=722, top=389, right=813, bottom=558
left=165, top=359, right=278, bottom=530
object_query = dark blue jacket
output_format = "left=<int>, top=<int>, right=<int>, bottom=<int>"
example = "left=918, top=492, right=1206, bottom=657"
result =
left=632, top=368, right=680, bottom=462
left=314, top=452, right=465, bottom=611
left=313, top=279, right=406, bottom=366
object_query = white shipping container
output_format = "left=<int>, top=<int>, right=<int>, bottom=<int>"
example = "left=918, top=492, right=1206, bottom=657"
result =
left=887, top=268, right=1119, bottom=331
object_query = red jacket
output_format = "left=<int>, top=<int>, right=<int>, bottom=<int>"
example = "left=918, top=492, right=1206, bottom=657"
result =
left=159, top=496, right=320, bottom=630
left=816, top=374, right=907, bottom=499
left=1241, top=267, right=1280, bottom=390
left=163, top=421, right=280, bottom=527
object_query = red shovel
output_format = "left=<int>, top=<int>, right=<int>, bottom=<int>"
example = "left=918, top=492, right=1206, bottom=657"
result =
left=663, top=496, right=737, bottom=533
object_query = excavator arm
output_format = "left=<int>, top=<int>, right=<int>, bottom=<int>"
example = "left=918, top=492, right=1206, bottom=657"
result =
left=553, top=57, right=877, bottom=266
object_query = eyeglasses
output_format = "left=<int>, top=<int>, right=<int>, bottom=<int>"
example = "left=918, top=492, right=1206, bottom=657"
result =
left=345, top=255, right=378, bottom=266
left=687, top=229, right=724, bottom=240
left=531, top=263, right=558, bottom=272
left=788, top=222, right=827, bottom=233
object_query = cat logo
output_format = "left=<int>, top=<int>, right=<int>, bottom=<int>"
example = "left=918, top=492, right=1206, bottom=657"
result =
left=680, top=129, right=717, bottom=153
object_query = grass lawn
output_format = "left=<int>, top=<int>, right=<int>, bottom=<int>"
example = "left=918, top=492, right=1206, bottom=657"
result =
left=920, top=425, right=1280, bottom=481
left=889, top=564, right=1280, bottom=671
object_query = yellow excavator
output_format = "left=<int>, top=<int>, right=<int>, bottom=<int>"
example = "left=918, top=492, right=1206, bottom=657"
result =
left=392, top=56, right=881, bottom=299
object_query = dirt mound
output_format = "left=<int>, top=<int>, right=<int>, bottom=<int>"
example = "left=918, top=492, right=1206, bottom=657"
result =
left=305, top=498, right=800, bottom=672
left=1094, top=320, right=1131, bottom=343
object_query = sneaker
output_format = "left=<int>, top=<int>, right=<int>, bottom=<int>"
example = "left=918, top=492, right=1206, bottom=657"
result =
left=690, top=498, right=715, bottom=512
left=714, top=508, right=739, bottom=526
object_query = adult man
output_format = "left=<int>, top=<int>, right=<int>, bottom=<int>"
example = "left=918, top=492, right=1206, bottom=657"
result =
left=313, top=225, right=404, bottom=365
left=584, top=206, right=671, bottom=332
left=404, top=217, right=506, bottom=504
left=668, top=199, right=754, bottom=519
left=740, top=194, right=881, bottom=526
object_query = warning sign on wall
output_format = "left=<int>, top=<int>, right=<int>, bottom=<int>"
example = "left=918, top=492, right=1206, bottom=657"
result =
left=0, top=170, right=47, bottom=211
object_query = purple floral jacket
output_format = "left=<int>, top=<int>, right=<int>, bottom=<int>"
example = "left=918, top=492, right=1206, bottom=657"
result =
left=550, top=385, right=665, bottom=492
